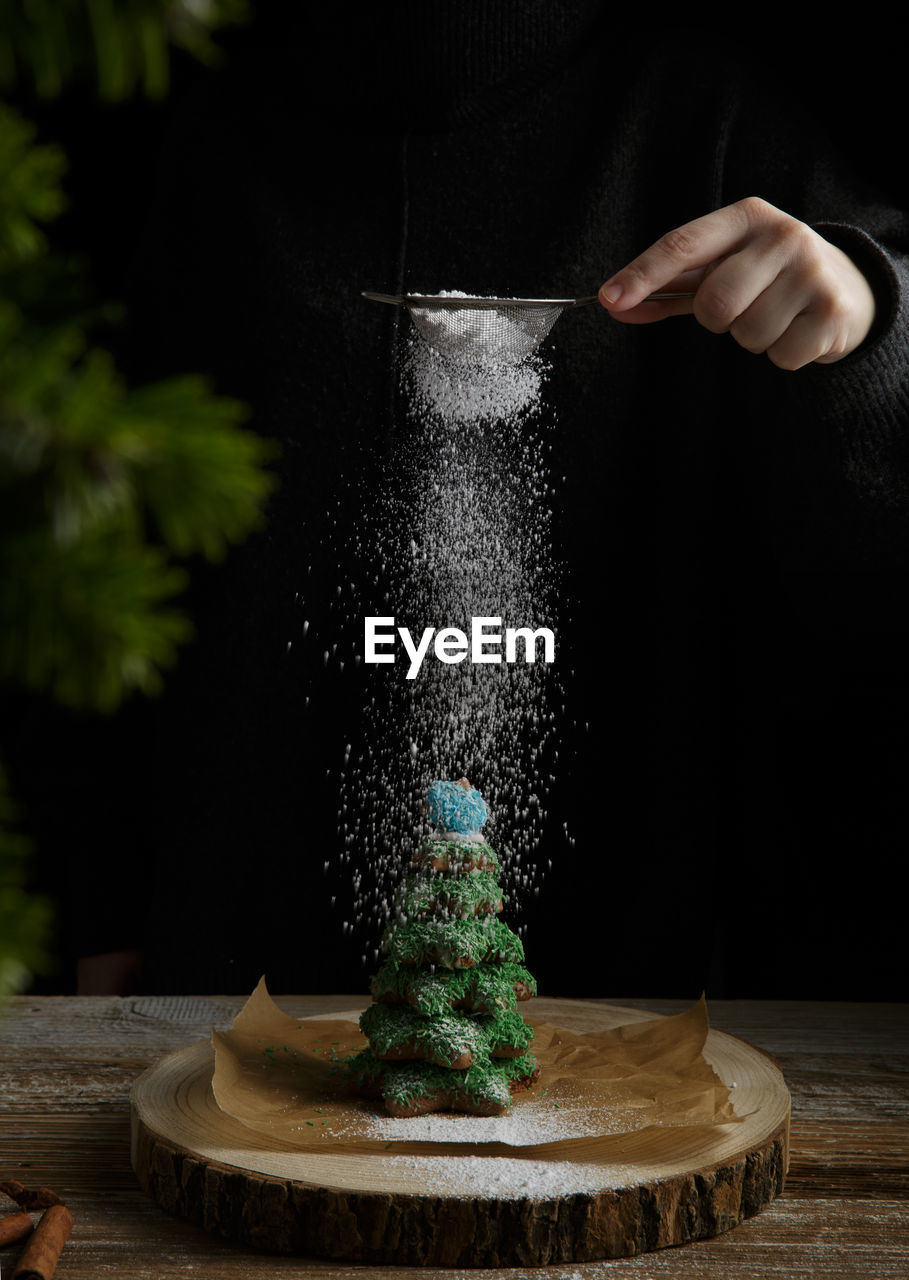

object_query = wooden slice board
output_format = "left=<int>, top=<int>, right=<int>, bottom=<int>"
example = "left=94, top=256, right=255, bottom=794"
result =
left=130, top=997, right=790, bottom=1266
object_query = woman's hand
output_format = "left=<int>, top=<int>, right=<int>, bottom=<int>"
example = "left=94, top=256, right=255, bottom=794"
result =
left=599, top=197, right=876, bottom=369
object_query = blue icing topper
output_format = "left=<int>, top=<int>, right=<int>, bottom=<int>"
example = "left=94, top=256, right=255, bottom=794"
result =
left=426, top=779, right=488, bottom=834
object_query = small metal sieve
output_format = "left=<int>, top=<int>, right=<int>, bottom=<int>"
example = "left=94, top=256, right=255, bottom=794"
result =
left=362, top=290, right=694, bottom=363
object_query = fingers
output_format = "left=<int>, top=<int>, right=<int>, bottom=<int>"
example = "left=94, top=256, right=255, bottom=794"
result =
left=600, top=200, right=761, bottom=310
left=765, top=292, right=859, bottom=370
left=599, top=197, right=876, bottom=367
left=691, top=241, right=787, bottom=335
left=606, top=293, right=695, bottom=324
left=724, top=239, right=870, bottom=369
left=599, top=267, right=699, bottom=324
left=692, top=236, right=809, bottom=353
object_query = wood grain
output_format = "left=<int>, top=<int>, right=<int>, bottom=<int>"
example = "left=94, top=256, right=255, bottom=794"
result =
left=128, top=1000, right=790, bottom=1265
left=1, top=995, right=907, bottom=1278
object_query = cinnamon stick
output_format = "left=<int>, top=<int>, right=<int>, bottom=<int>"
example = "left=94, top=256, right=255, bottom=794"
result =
left=11, top=1204, right=73, bottom=1280
left=0, top=1210, right=34, bottom=1247
left=0, top=1183, right=61, bottom=1212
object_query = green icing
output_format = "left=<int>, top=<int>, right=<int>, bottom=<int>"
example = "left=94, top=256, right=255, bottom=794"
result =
left=371, top=960, right=536, bottom=1016
left=347, top=800, right=538, bottom=1113
left=360, top=1002, right=533, bottom=1064
left=483, top=1007, right=535, bottom=1054
left=360, top=1003, right=487, bottom=1063
left=347, top=1048, right=538, bottom=1111
left=469, top=962, right=537, bottom=1012
left=395, top=869, right=504, bottom=920
left=382, top=915, right=524, bottom=969
left=414, top=839, right=500, bottom=873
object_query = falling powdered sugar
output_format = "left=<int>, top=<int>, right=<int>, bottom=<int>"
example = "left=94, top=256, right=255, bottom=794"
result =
left=404, top=337, right=545, bottom=426
left=404, top=291, right=549, bottom=424
left=404, top=290, right=548, bottom=424
left=336, top=285, right=567, bottom=968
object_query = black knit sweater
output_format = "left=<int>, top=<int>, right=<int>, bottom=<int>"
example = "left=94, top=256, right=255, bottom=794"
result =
left=33, top=6, right=909, bottom=997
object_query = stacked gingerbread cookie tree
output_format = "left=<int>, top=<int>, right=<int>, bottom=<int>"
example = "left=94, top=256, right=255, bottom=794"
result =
left=347, top=778, right=540, bottom=1117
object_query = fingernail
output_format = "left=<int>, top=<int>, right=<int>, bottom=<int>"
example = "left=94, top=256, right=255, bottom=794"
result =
left=599, top=282, right=622, bottom=304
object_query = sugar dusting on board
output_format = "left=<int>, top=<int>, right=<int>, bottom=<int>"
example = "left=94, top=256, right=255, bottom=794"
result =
left=313, top=1098, right=637, bottom=1200
left=382, top=1153, right=635, bottom=1199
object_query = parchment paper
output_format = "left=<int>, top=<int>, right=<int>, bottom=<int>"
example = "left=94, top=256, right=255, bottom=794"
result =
left=210, top=979, right=747, bottom=1162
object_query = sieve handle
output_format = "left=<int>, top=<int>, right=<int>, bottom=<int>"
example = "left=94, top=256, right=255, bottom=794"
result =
left=362, top=291, right=576, bottom=309
left=363, top=290, right=697, bottom=308
left=362, top=291, right=408, bottom=305
left=573, top=292, right=696, bottom=305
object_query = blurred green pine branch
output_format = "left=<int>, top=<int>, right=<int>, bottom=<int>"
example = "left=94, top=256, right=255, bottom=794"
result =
left=0, top=0, right=274, bottom=1001
left=0, top=0, right=249, bottom=100
left=0, top=760, right=52, bottom=1001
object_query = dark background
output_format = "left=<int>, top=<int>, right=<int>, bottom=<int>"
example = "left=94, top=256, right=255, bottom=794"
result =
left=5, top=13, right=907, bottom=1001
left=17, top=17, right=909, bottom=306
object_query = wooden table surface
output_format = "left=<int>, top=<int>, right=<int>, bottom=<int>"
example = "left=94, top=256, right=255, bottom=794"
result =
left=1, top=994, right=907, bottom=1278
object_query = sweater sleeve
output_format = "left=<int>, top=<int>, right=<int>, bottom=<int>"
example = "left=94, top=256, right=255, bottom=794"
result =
left=792, top=220, right=909, bottom=514
left=714, top=75, right=909, bottom=519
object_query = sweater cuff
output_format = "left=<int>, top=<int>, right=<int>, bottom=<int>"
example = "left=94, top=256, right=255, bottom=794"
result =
left=794, top=224, right=909, bottom=507
left=811, top=220, right=902, bottom=357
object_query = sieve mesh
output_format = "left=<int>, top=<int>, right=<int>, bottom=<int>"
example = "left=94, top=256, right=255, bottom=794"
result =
left=407, top=301, right=565, bottom=364
left=362, top=289, right=694, bottom=365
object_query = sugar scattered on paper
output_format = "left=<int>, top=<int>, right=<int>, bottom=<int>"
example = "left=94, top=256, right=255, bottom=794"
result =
left=349, top=1096, right=633, bottom=1145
